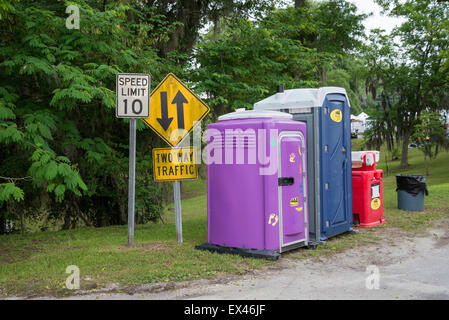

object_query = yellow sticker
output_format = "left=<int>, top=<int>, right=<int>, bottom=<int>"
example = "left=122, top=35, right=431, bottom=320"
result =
left=298, top=145, right=302, bottom=156
left=295, top=207, right=303, bottom=212
left=330, top=109, right=342, bottom=123
left=289, top=153, right=295, bottom=163
left=371, top=198, right=381, bottom=210
left=290, top=197, right=298, bottom=207
left=268, top=213, right=279, bottom=226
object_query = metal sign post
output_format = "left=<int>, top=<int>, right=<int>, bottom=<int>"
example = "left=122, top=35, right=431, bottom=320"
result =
left=116, top=73, right=150, bottom=247
left=127, top=118, right=136, bottom=246
left=173, top=181, right=182, bottom=242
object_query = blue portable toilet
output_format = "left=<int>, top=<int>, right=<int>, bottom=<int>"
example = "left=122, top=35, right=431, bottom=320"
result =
left=253, top=87, right=354, bottom=243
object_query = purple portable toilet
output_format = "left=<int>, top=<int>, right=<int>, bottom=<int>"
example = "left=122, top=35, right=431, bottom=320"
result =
left=195, top=109, right=309, bottom=260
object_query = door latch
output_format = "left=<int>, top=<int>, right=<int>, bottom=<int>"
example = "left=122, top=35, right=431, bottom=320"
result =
left=278, top=177, right=294, bottom=186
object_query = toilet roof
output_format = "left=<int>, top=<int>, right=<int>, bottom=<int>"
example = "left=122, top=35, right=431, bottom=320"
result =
left=253, top=87, right=350, bottom=110
left=218, top=109, right=292, bottom=121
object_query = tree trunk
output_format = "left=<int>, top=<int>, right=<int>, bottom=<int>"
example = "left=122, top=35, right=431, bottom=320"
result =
left=295, top=0, right=306, bottom=8
left=399, top=132, right=410, bottom=168
left=424, top=154, right=429, bottom=176
left=20, top=212, right=24, bottom=235
left=73, top=200, right=92, bottom=227
left=0, top=210, right=4, bottom=234
left=319, top=68, right=327, bottom=82
left=62, top=213, right=71, bottom=230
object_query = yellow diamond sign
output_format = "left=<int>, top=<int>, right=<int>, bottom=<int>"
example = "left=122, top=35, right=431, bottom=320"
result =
left=142, top=73, right=210, bottom=147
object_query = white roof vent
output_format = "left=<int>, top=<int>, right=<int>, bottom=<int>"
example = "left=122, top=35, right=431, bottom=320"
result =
left=218, top=109, right=292, bottom=121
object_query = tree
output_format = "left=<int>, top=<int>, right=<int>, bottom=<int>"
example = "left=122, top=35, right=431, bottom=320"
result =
left=193, top=0, right=368, bottom=118
left=412, top=111, right=449, bottom=175
left=193, top=18, right=325, bottom=118
left=0, top=0, right=279, bottom=233
left=143, top=0, right=278, bottom=57
left=360, top=28, right=401, bottom=154
left=0, top=0, right=174, bottom=231
left=375, top=0, right=449, bottom=168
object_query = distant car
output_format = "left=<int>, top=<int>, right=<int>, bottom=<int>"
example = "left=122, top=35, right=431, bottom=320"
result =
left=408, top=143, right=419, bottom=148
left=351, top=132, right=358, bottom=139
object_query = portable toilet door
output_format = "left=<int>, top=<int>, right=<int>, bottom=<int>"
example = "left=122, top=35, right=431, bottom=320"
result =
left=253, top=87, right=354, bottom=242
left=319, top=92, right=353, bottom=239
left=278, top=131, right=308, bottom=251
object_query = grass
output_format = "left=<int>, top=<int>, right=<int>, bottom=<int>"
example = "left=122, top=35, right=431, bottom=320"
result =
left=285, top=140, right=449, bottom=259
left=1, top=140, right=449, bottom=297
left=0, top=183, right=270, bottom=297
left=373, top=140, right=449, bottom=232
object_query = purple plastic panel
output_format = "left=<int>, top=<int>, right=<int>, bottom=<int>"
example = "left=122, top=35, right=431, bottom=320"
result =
left=206, top=117, right=307, bottom=251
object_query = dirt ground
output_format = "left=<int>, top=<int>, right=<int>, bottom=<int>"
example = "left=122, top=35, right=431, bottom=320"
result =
left=12, top=218, right=446, bottom=300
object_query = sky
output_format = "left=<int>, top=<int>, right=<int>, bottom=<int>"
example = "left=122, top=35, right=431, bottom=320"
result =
left=308, top=0, right=406, bottom=35
left=346, top=0, right=407, bottom=35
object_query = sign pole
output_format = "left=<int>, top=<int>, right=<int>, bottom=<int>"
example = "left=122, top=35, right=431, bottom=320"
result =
left=173, top=180, right=183, bottom=243
left=127, top=118, right=136, bottom=247
left=141, top=73, right=210, bottom=243
left=116, top=73, right=149, bottom=247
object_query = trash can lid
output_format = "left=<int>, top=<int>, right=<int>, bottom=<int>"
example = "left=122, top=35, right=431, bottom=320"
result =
left=396, top=174, right=428, bottom=196
left=218, top=109, right=292, bottom=121
left=396, top=174, right=427, bottom=182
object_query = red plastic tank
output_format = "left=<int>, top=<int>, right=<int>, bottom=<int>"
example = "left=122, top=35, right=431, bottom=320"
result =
left=351, top=152, right=385, bottom=228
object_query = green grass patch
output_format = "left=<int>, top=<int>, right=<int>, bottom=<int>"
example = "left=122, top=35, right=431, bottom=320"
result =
left=0, top=189, right=271, bottom=297
left=377, top=145, right=449, bottom=232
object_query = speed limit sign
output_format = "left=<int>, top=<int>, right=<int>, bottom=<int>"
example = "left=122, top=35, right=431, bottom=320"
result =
left=116, top=73, right=150, bottom=118
left=115, top=73, right=151, bottom=247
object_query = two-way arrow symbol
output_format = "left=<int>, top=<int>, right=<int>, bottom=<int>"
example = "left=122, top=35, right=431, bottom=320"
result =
left=156, top=91, right=173, bottom=131
left=172, top=90, right=188, bottom=130
left=156, top=90, right=188, bottom=131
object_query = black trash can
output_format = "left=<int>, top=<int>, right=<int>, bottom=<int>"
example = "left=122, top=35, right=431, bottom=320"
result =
left=396, top=174, right=428, bottom=212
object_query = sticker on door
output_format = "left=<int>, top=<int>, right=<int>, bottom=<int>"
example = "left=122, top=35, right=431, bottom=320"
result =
left=268, top=213, right=279, bottom=226
left=330, top=109, right=342, bottom=123
left=290, top=197, right=298, bottom=207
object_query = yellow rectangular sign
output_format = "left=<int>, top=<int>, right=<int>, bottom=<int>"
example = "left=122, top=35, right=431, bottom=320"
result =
left=153, top=147, right=197, bottom=182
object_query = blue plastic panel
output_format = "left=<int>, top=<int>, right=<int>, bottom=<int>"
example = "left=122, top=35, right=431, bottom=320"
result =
left=319, top=93, right=353, bottom=240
